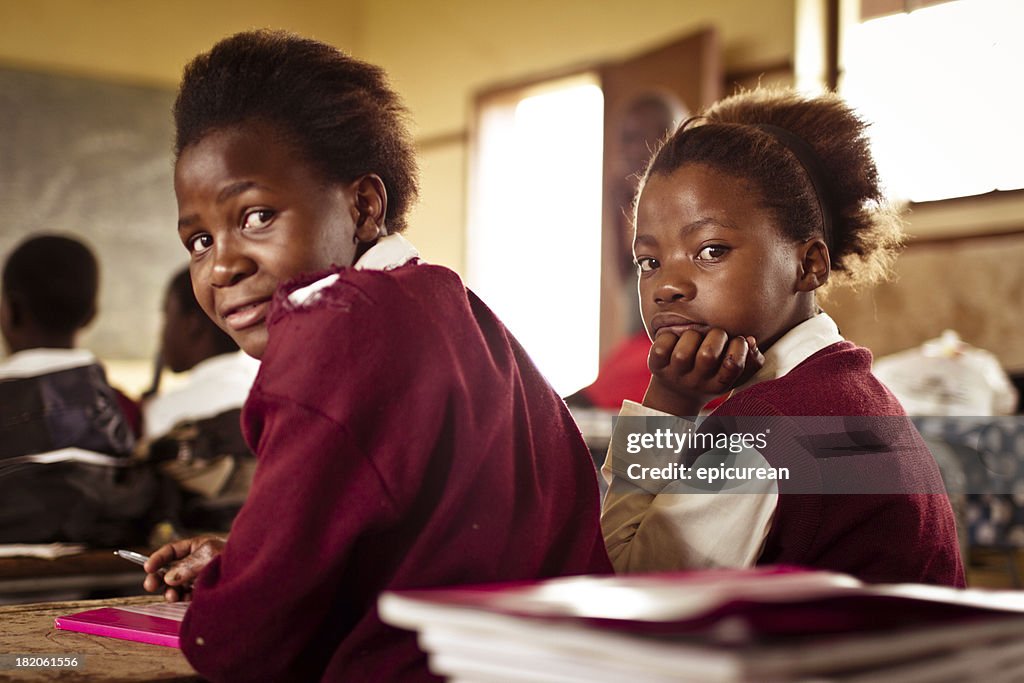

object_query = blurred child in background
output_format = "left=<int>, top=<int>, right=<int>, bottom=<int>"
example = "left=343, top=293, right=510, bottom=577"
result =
left=142, top=266, right=259, bottom=532
left=0, top=234, right=159, bottom=545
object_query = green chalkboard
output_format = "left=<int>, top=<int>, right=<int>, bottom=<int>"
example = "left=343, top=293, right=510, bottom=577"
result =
left=0, top=67, right=184, bottom=361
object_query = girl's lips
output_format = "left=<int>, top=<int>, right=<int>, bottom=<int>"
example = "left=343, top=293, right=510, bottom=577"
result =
left=655, top=322, right=709, bottom=337
left=223, top=299, right=271, bottom=331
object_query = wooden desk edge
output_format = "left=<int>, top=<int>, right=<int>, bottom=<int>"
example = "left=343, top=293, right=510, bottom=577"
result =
left=0, top=595, right=199, bottom=682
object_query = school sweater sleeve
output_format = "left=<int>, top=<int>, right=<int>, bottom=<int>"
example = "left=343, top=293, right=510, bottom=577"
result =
left=180, top=403, right=405, bottom=681
left=600, top=400, right=778, bottom=572
left=178, top=264, right=610, bottom=682
left=176, top=278, right=455, bottom=681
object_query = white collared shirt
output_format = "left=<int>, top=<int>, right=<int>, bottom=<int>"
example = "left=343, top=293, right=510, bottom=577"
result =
left=287, top=234, right=420, bottom=308
left=601, top=312, right=844, bottom=573
left=0, top=347, right=97, bottom=380
left=142, top=351, right=261, bottom=440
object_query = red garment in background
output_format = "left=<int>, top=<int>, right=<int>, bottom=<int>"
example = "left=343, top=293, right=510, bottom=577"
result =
left=581, top=330, right=652, bottom=409
left=112, top=387, right=143, bottom=439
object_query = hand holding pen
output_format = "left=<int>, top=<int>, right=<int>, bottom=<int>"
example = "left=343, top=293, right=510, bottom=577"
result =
left=134, top=535, right=227, bottom=603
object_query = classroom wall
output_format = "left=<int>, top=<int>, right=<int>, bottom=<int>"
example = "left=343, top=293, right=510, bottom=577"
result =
left=0, top=0, right=794, bottom=274
left=3, top=1, right=1018, bottom=385
left=0, top=1, right=360, bottom=87
left=0, top=0, right=794, bottom=391
left=357, top=0, right=794, bottom=271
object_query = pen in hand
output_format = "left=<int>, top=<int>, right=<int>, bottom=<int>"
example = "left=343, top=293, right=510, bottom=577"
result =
left=135, top=535, right=226, bottom=602
left=114, top=549, right=167, bottom=574
left=118, top=548, right=192, bottom=602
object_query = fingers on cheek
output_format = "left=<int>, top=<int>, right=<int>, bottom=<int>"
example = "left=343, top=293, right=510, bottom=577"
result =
left=707, top=328, right=731, bottom=354
left=669, top=332, right=702, bottom=373
left=670, top=346, right=694, bottom=372
left=695, top=338, right=726, bottom=375
left=648, top=343, right=668, bottom=371
left=716, top=338, right=748, bottom=384
left=648, top=333, right=677, bottom=369
left=727, top=337, right=749, bottom=368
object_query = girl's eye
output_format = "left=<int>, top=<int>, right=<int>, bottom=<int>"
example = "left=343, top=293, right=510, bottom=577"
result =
left=696, top=245, right=729, bottom=261
left=242, top=209, right=275, bottom=230
left=635, top=257, right=659, bottom=273
left=187, top=233, right=214, bottom=256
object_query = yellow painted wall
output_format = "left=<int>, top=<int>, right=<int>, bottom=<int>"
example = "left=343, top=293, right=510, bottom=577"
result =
left=0, top=0, right=795, bottom=389
left=0, top=0, right=794, bottom=274
left=0, top=0, right=360, bottom=88
left=354, top=0, right=792, bottom=136
left=358, top=0, right=794, bottom=271
left=4, top=2, right=1018, bottom=377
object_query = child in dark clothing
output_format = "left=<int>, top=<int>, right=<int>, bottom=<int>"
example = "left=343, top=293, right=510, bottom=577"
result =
left=0, top=234, right=156, bottom=545
left=2, top=235, right=99, bottom=354
left=602, top=89, right=964, bottom=587
left=143, top=30, right=610, bottom=682
left=142, top=267, right=258, bottom=533
left=1, top=234, right=143, bottom=436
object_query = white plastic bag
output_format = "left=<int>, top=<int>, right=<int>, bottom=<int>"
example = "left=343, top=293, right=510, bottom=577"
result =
left=873, top=330, right=1018, bottom=416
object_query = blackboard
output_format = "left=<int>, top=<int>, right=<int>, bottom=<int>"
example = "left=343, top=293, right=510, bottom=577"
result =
left=0, top=67, right=183, bottom=361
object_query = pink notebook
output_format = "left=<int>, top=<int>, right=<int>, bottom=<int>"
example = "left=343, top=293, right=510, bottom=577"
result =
left=54, top=602, right=188, bottom=648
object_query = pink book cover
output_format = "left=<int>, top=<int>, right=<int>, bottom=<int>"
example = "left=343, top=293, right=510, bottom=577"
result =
left=54, top=602, right=188, bottom=648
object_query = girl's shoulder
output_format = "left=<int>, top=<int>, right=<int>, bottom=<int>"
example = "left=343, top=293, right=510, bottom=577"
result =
left=258, top=263, right=481, bottom=377
left=723, top=342, right=900, bottom=417
left=263, top=262, right=463, bottom=331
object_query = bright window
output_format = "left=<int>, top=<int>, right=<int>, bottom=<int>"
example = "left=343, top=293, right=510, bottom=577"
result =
left=841, top=0, right=1024, bottom=202
left=467, top=74, right=604, bottom=395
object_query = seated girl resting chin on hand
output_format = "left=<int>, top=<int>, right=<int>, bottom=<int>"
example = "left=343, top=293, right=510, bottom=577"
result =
left=601, top=88, right=964, bottom=588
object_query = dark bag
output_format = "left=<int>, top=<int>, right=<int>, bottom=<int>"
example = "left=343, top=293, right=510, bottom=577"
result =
left=148, top=408, right=255, bottom=532
left=0, top=363, right=162, bottom=545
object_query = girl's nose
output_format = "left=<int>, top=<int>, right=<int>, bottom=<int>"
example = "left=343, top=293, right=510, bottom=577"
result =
left=652, top=265, right=695, bottom=304
left=210, top=239, right=256, bottom=288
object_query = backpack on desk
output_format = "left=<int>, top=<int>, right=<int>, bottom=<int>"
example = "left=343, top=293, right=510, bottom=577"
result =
left=0, top=363, right=163, bottom=546
left=147, top=408, right=256, bottom=532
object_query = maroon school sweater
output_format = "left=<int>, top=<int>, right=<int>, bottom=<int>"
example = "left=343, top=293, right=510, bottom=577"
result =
left=713, top=341, right=965, bottom=587
left=178, top=263, right=612, bottom=682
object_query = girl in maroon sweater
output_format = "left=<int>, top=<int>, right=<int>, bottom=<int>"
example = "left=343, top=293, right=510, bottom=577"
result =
left=601, top=89, right=964, bottom=586
left=142, top=30, right=610, bottom=682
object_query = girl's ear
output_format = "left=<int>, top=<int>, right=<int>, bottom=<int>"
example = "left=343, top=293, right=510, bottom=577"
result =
left=796, top=238, right=830, bottom=292
left=352, top=174, right=389, bottom=243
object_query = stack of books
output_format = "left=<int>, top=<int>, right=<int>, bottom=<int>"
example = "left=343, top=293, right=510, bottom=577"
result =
left=379, top=567, right=1024, bottom=682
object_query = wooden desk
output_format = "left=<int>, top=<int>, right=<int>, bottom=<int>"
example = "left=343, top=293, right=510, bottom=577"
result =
left=0, top=595, right=198, bottom=681
left=0, top=549, right=146, bottom=602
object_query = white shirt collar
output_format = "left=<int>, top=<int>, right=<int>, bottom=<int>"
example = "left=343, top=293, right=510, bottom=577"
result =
left=691, top=312, right=842, bottom=417
left=0, top=348, right=97, bottom=380
left=188, top=350, right=260, bottom=383
left=354, top=233, right=420, bottom=271
left=287, top=233, right=421, bottom=307
left=733, top=311, right=844, bottom=394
